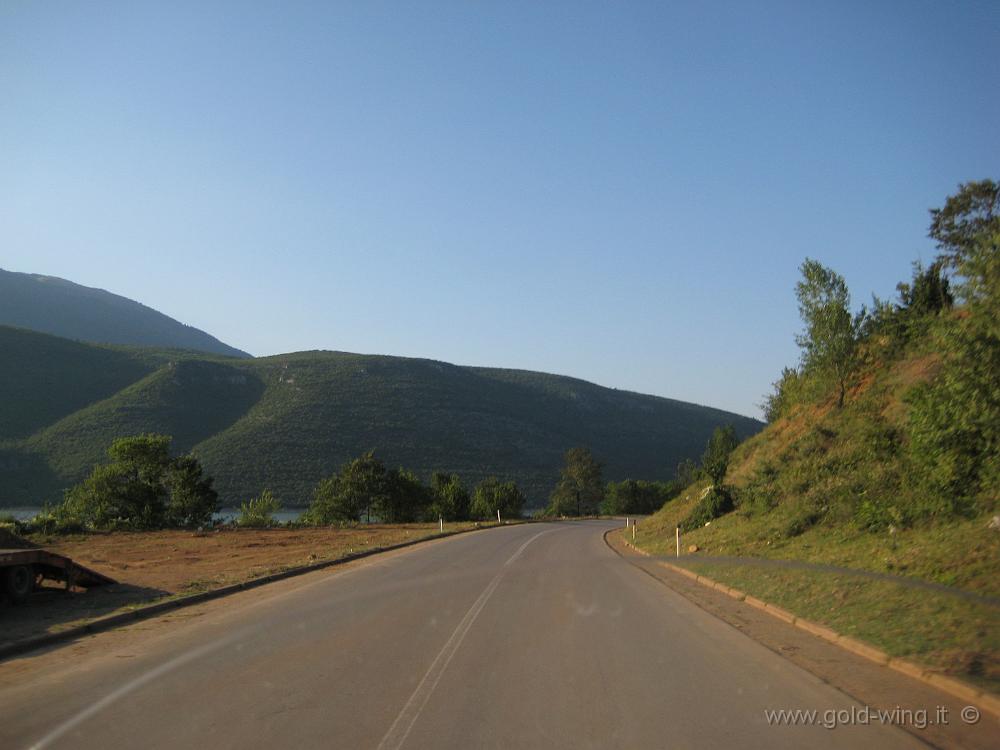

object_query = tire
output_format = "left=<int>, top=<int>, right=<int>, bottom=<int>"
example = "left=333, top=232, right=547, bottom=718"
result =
left=4, top=564, right=34, bottom=604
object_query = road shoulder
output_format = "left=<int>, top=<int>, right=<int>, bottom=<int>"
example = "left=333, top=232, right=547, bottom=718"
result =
left=605, top=528, right=999, bottom=750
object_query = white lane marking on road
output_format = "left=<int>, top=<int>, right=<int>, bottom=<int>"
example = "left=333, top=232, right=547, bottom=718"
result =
left=377, top=528, right=557, bottom=750
left=504, top=529, right=553, bottom=566
left=22, top=542, right=406, bottom=748
left=25, top=630, right=247, bottom=750
left=17, top=536, right=405, bottom=744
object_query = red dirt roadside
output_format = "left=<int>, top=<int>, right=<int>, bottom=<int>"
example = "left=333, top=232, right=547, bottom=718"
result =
left=1, top=523, right=476, bottom=650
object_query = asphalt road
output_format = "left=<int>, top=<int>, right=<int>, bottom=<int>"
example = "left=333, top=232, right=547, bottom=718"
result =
left=0, top=521, right=925, bottom=749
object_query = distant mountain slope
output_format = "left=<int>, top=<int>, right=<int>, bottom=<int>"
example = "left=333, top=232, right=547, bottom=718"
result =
left=0, top=326, right=163, bottom=441
left=0, top=329, right=763, bottom=508
left=0, top=269, right=250, bottom=358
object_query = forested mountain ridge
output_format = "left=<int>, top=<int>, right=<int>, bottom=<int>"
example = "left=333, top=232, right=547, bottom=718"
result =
left=0, top=268, right=250, bottom=358
left=0, top=326, right=762, bottom=508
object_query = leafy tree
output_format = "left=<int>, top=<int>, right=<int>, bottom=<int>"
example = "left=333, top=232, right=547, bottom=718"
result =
left=896, top=260, right=953, bottom=318
left=429, top=472, right=470, bottom=521
left=470, top=477, right=525, bottom=520
left=674, top=458, right=699, bottom=487
left=63, top=462, right=164, bottom=530
left=340, top=451, right=389, bottom=522
left=759, top=367, right=801, bottom=423
left=108, top=433, right=172, bottom=481
left=859, top=260, right=956, bottom=349
left=548, top=447, right=604, bottom=516
left=601, top=479, right=677, bottom=515
left=378, top=468, right=430, bottom=523
left=795, top=259, right=862, bottom=406
left=164, top=454, right=219, bottom=528
left=61, top=434, right=217, bottom=530
left=680, top=486, right=735, bottom=532
left=701, top=425, right=738, bottom=486
left=237, top=489, right=282, bottom=527
left=304, top=451, right=390, bottom=524
left=601, top=478, right=638, bottom=516
left=929, top=179, right=999, bottom=265
left=303, top=475, right=352, bottom=524
left=908, top=184, right=1000, bottom=508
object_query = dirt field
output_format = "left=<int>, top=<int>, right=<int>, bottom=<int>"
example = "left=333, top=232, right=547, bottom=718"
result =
left=1, top=523, right=479, bottom=650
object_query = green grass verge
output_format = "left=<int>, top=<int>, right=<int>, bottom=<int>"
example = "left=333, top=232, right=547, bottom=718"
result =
left=635, top=481, right=999, bottom=597
left=665, top=554, right=1000, bottom=694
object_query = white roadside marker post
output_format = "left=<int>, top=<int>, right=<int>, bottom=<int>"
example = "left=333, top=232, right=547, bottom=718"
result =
left=632, top=523, right=636, bottom=541
left=497, top=508, right=501, bottom=525
left=439, top=517, right=443, bottom=533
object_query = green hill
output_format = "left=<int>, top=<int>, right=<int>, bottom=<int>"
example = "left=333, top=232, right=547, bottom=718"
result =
left=0, top=268, right=250, bottom=358
left=0, top=326, right=761, bottom=508
left=626, top=181, right=999, bottom=691
left=0, top=326, right=168, bottom=441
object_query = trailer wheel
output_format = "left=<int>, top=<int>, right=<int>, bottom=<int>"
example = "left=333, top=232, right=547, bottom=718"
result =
left=5, top=564, right=34, bottom=604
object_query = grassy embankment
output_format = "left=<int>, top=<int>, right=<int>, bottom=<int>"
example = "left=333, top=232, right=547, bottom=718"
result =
left=626, top=348, right=999, bottom=693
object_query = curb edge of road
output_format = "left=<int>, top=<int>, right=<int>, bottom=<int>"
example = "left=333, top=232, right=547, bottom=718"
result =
left=610, top=529, right=1000, bottom=720
left=0, top=523, right=512, bottom=664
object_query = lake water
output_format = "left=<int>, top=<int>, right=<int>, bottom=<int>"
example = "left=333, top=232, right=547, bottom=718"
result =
left=2, top=507, right=306, bottom=523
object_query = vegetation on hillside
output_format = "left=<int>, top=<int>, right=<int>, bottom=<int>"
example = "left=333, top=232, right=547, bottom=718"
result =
left=636, top=180, right=999, bottom=577
left=626, top=181, right=999, bottom=689
left=0, top=327, right=167, bottom=441
left=0, top=332, right=761, bottom=508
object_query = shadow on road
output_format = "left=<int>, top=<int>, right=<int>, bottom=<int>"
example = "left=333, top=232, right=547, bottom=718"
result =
left=0, top=582, right=172, bottom=652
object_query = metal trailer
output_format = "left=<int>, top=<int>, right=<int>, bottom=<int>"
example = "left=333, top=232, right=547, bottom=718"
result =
left=0, top=548, right=116, bottom=604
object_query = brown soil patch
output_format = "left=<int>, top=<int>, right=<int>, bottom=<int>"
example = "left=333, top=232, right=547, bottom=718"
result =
left=35, top=525, right=468, bottom=593
left=1, top=524, right=475, bottom=651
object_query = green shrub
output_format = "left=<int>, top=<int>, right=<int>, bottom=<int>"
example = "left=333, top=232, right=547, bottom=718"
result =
left=702, top=426, right=739, bottom=486
left=736, top=467, right=779, bottom=518
left=905, top=182, right=999, bottom=514
left=680, top=486, right=735, bottom=532
left=237, top=489, right=282, bottom=528
left=602, top=479, right=679, bottom=516
left=854, top=498, right=904, bottom=532
left=470, top=477, right=525, bottom=520
left=428, top=472, right=470, bottom=521
left=59, top=434, right=218, bottom=530
left=21, top=505, right=86, bottom=535
left=303, top=452, right=432, bottom=524
left=782, top=506, right=824, bottom=538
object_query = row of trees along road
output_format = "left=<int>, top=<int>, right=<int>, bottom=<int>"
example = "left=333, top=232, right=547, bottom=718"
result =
left=546, top=444, right=729, bottom=517
left=49, top=440, right=526, bottom=530
left=301, top=451, right=525, bottom=524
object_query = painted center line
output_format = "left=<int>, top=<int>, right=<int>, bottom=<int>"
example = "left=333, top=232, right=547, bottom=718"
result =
left=377, top=528, right=557, bottom=750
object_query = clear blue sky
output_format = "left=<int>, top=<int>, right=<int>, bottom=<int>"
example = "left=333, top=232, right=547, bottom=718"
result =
left=2, top=1, right=997, bottom=418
